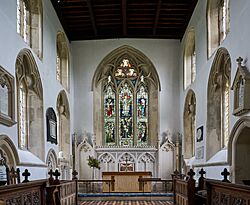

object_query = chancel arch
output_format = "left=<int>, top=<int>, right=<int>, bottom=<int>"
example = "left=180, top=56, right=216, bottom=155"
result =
left=16, top=48, right=44, bottom=160
left=0, top=135, right=20, bottom=168
left=228, top=117, right=250, bottom=183
left=183, top=89, right=196, bottom=159
left=206, top=47, right=231, bottom=160
left=92, top=45, right=160, bottom=147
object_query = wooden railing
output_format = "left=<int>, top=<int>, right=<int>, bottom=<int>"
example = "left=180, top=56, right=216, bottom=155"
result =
left=77, top=179, right=115, bottom=193
left=138, top=177, right=173, bottom=193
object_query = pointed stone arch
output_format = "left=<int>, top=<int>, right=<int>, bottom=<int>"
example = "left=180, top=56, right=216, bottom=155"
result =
left=228, top=117, right=250, bottom=183
left=0, top=135, right=20, bottom=168
left=206, top=47, right=231, bottom=160
left=56, top=90, right=70, bottom=159
left=15, top=48, right=44, bottom=160
left=183, top=89, right=196, bottom=159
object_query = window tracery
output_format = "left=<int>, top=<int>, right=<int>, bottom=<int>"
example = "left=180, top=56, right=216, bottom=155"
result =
left=103, top=58, right=150, bottom=147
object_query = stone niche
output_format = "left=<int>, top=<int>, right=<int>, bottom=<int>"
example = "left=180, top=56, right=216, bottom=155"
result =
left=232, top=57, right=250, bottom=116
left=0, top=66, right=15, bottom=126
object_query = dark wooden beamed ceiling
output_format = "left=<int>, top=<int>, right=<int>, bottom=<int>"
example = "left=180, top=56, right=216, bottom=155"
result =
left=51, top=0, right=198, bottom=41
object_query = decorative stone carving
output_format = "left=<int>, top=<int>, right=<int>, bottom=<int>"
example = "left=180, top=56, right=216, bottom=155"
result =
left=0, top=66, right=15, bottom=126
left=79, top=137, right=92, bottom=152
left=119, top=153, right=135, bottom=162
left=99, top=153, right=115, bottom=163
left=138, top=153, right=155, bottom=163
left=231, top=57, right=250, bottom=116
left=161, top=138, right=175, bottom=152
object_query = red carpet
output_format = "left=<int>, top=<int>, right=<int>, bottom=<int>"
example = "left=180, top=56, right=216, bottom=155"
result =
left=80, top=201, right=173, bottom=205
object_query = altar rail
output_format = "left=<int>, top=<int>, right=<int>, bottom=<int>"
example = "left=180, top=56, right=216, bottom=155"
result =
left=138, top=178, right=173, bottom=193
left=77, top=179, right=115, bottom=193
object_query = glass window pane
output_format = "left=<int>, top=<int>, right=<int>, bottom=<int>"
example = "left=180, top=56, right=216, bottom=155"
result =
left=137, top=85, right=148, bottom=145
left=119, top=83, right=133, bottom=146
left=104, top=85, right=116, bottom=145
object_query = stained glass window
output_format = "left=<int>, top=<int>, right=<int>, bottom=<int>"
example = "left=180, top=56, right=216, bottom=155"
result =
left=119, top=83, right=133, bottom=146
left=137, top=85, right=148, bottom=145
left=103, top=59, right=149, bottom=147
left=104, top=84, right=116, bottom=145
left=19, top=82, right=28, bottom=149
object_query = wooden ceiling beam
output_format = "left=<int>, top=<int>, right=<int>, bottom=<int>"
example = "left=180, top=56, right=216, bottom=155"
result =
left=153, top=0, right=162, bottom=35
left=86, top=0, right=98, bottom=36
left=51, top=0, right=71, bottom=39
left=122, top=0, right=127, bottom=36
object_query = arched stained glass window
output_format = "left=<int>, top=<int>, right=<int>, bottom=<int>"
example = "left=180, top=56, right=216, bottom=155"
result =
left=103, top=58, right=151, bottom=147
left=137, top=84, right=148, bottom=145
left=104, top=84, right=116, bottom=145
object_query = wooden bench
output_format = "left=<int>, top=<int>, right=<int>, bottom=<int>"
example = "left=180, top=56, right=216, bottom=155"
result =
left=206, top=179, right=250, bottom=205
left=173, top=169, right=196, bottom=205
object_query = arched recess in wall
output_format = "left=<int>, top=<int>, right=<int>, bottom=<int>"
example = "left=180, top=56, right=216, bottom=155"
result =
left=16, top=48, right=44, bottom=160
left=92, top=45, right=161, bottom=147
left=0, top=135, right=20, bottom=168
left=46, top=148, right=57, bottom=172
left=183, top=89, right=196, bottom=159
left=56, top=32, right=70, bottom=91
left=56, top=90, right=70, bottom=161
left=206, top=47, right=231, bottom=161
left=183, top=28, right=196, bottom=89
left=228, top=117, right=250, bottom=183
left=17, top=0, right=43, bottom=58
left=207, top=0, right=230, bottom=57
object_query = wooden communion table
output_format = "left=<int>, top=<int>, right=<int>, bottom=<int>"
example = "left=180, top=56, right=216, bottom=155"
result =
left=102, top=171, right=152, bottom=192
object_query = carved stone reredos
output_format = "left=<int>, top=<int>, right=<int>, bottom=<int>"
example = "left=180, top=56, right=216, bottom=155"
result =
left=161, top=138, right=175, bottom=152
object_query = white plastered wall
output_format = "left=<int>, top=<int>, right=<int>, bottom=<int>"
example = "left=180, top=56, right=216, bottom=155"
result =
left=0, top=0, right=74, bottom=180
left=179, top=0, right=250, bottom=179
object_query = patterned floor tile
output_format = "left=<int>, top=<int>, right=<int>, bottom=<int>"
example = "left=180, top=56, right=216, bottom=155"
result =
left=80, top=201, right=173, bottom=205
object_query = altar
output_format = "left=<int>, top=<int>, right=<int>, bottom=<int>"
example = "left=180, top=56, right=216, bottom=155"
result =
left=102, top=171, right=152, bottom=192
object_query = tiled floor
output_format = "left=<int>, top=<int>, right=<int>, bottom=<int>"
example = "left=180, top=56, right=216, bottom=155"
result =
left=80, top=201, right=173, bottom=205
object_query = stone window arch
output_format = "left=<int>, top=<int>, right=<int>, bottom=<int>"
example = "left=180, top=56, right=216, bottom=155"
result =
left=183, top=28, right=196, bottom=89
left=183, top=89, right=196, bottom=159
left=56, top=90, right=70, bottom=161
left=207, top=0, right=230, bottom=57
left=16, top=48, right=44, bottom=160
left=206, top=48, right=231, bottom=160
left=56, top=32, right=70, bottom=91
left=0, top=66, right=15, bottom=126
left=17, top=0, right=43, bottom=58
left=0, top=135, right=20, bottom=169
left=92, top=45, right=160, bottom=147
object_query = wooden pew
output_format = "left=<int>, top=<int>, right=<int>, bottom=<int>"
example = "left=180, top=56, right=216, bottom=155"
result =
left=173, top=169, right=196, bottom=205
left=206, top=179, right=250, bottom=205
left=0, top=179, right=47, bottom=204
left=46, top=169, right=78, bottom=205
